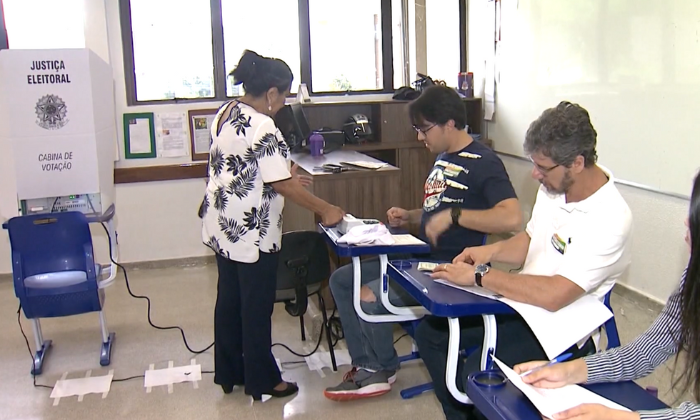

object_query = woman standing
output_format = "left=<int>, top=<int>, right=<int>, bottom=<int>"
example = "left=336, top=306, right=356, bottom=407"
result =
left=515, top=172, right=700, bottom=420
left=201, top=50, right=345, bottom=400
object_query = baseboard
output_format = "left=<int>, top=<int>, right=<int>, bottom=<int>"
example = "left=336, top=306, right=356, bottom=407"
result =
left=612, top=282, right=665, bottom=314
left=115, top=255, right=217, bottom=271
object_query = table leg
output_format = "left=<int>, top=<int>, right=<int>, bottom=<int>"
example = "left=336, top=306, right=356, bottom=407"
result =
left=352, top=256, right=427, bottom=323
left=378, top=254, right=429, bottom=318
left=446, top=315, right=498, bottom=404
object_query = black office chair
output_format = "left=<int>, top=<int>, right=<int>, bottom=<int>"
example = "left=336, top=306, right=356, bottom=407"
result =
left=275, top=230, right=337, bottom=371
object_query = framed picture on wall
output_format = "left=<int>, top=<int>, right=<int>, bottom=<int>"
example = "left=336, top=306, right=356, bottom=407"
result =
left=188, top=109, right=219, bottom=161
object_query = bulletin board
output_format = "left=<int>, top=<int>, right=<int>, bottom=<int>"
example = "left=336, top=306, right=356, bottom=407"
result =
left=187, top=108, right=218, bottom=161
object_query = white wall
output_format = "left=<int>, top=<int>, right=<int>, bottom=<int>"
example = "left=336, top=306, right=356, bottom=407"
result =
left=499, top=153, right=689, bottom=305
left=467, top=0, right=691, bottom=303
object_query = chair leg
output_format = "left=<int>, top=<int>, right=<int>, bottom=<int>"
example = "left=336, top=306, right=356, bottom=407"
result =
left=300, top=315, right=306, bottom=341
left=318, top=294, right=337, bottom=371
left=98, top=311, right=115, bottom=367
left=30, top=319, right=51, bottom=376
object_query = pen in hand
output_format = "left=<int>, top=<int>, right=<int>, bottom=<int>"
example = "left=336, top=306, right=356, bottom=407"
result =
left=503, top=353, right=573, bottom=384
left=518, top=353, right=573, bottom=378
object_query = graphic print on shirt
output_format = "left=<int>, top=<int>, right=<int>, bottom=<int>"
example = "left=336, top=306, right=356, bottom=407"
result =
left=424, top=165, right=469, bottom=212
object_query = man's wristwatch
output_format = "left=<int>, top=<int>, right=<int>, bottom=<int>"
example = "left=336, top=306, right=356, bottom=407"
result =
left=450, top=207, right=461, bottom=226
left=475, top=264, right=490, bottom=287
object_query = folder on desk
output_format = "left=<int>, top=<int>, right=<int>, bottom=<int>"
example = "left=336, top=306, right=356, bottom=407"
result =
left=492, top=357, right=630, bottom=419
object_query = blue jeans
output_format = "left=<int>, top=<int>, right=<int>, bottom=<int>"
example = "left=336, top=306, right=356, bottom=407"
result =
left=329, top=259, right=419, bottom=372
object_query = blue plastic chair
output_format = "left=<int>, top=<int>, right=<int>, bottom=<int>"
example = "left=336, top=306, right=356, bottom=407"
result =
left=398, top=286, right=621, bottom=399
left=2, top=211, right=115, bottom=375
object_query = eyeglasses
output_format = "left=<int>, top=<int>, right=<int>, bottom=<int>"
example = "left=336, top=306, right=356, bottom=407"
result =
left=529, top=156, right=560, bottom=174
left=412, top=124, right=437, bottom=135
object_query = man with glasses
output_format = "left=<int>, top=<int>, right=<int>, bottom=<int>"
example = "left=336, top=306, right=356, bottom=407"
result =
left=415, top=101, right=633, bottom=420
left=324, top=85, right=522, bottom=401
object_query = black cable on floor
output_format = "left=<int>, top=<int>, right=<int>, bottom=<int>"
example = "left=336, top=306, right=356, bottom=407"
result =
left=17, top=306, right=53, bottom=390
left=271, top=320, right=324, bottom=358
left=393, top=333, right=409, bottom=345
left=101, top=222, right=340, bottom=361
left=100, top=223, right=214, bottom=354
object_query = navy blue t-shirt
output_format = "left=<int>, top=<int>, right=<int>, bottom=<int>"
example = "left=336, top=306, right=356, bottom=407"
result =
left=416, top=140, right=517, bottom=261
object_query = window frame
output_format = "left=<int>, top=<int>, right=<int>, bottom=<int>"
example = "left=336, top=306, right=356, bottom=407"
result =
left=0, top=1, right=9, bottom=51
left=114, top=0, right=466, bottom=105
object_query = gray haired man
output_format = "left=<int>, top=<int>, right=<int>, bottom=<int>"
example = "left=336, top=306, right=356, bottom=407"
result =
left=415, top=101, right=633, bottom=420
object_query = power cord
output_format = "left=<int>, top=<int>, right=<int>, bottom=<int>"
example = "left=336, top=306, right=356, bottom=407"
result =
left=16, top=306, right=53, bottom=390
left=100, top=223, right=214, bottom=354
left=16, top=304, right=199, bottom=389
left=100, top=222, right=338, bottom=360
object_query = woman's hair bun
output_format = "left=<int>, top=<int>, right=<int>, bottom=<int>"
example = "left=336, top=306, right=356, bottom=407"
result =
left=231, top=50, right=263, bottom=86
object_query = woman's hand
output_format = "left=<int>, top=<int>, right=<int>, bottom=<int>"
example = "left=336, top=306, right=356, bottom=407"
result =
left=291, top=164, right=313, bottom=187
left=514, top=359, right=588, bottom=389
left=551, top=404, right=640, bottom=420
left=321, top=205, right=345, bottom=227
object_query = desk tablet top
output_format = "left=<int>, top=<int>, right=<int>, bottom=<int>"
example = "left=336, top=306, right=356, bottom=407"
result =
left=318, top=225, right=430, bottom=257
left=387, top=260, right=514, bottom=318
left=466, top=375, right=668, bottom=420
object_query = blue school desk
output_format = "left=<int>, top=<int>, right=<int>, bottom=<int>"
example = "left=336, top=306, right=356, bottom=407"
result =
left=466, top=372, right=668, bottom=420
left=386, top=259, right=514, bottom=404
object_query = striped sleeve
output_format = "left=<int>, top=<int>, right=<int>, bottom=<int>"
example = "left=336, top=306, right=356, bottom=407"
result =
left=583, top=278, right=700, bottom=420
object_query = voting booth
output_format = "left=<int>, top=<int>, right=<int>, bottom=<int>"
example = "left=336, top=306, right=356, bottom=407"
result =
left=0, top=48, right=120, bottom=374
left=0, top=48, right=115, bottom=216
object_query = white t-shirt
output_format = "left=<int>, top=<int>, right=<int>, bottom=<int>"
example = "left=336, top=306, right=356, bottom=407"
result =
left=201, top=101, right=292, bottom=263
left=522, top=166, right=632, bottom=347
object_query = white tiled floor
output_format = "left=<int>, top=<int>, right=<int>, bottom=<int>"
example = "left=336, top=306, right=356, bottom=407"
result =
left=0, top=264, right=686, bottom=420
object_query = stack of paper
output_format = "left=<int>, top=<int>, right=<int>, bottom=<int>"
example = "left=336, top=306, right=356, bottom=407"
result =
left=492, top=357, right=630, bottom=419
left=341, top=161, right=388, bottom=170
left=391, top=234, right=427, bottom=246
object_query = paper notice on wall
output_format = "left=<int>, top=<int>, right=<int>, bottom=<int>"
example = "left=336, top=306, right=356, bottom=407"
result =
left=156, top=112, right=189, bottom=158
left=192, top=115, right=215, bottom=155
left=128, top=118, right=153, bottom=154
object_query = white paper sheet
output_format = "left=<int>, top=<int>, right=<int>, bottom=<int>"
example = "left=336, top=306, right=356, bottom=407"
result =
left=501, top=295, right=612, bottom=359
left=434, top=280, right=612, bottom=359
left=50, top=371, right=113, bottom=400
left=304, top=349, right=351, bottom=377
left=492, top=357, right=630, bottom=419
left=155, top=112, right=189, bottom=158
left=341, top=161, right=388, bottom=170
left=127, top=117, right=152, bottom=154
left=144, top=362, right=202, bottom=388
left=391, top=234, right=427, bottom=246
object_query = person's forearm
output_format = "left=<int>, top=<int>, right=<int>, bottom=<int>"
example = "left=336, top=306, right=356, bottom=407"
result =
left=480, top=270, right=582, bottom=311
left=456, top=199, right=522, bottom=234
left=408, top=209, right=422, bottom=224
left=490, top=231, right=531, bottom=266
left=272, top=179, right=331, bottom=215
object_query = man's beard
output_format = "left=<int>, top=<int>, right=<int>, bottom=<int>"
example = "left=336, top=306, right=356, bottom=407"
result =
left=541, top=169, right=574, bottom=195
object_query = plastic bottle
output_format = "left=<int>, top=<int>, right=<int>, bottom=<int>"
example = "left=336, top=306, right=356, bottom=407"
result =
left=309, top=132, right=324, bottom=157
